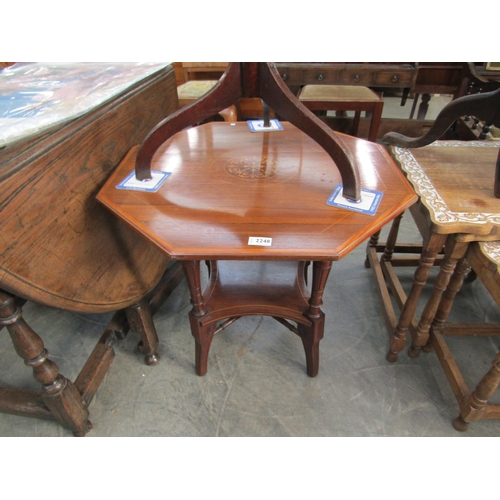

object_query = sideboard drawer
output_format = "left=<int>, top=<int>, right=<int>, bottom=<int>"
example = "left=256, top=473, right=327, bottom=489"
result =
left=373, top=70, right=415, bottom=87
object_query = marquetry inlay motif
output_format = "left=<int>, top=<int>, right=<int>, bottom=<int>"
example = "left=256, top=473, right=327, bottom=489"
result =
left=224, top=156, right=278, bottom=179
left=394, top=141, right=500, bottom=225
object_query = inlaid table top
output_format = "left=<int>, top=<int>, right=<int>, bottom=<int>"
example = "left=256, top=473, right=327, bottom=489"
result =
left=97, top=122, right=416, bottom=261
left=389, top=141, right=500, bottom=236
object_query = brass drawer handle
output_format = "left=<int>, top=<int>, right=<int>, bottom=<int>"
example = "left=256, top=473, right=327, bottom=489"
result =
left=317, top=74, right=324, bottom=81
left=392, top=75, right=398, bottom=82
left=281, top=73, right=287, bottom=81
left=354, top=74, right=360, bottom=82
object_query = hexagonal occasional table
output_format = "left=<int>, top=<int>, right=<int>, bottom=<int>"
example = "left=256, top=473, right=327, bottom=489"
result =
left=97, top=122, right=416, bottom=377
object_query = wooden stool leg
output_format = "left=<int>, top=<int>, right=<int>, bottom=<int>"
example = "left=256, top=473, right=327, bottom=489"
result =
left=454, top=351, right=500, bottom=431
left=429, top=256, right=471, bottom=345
left=387, top=233, right=447, bottom=362
left=409, top=240, right=469, bottom=358
left=299, top=261, right=332, bottom=377
left=125, top=301, right=160, bottom=366
left=352, top=111, right=361, bottom=137
left=368, top=101, right=384, bottom=142
left=0, top=290, right=91, bottom=436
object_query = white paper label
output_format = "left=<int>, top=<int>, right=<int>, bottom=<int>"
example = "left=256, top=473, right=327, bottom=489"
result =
left=248, top=237, right=272, bottom=246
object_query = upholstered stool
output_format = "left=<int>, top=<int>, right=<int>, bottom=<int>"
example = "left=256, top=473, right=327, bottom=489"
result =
left=298, top=85, right=384, bottom=142
left=177, top=80, right=236, bottom=122
left=430, top=239, right=500, bottom=431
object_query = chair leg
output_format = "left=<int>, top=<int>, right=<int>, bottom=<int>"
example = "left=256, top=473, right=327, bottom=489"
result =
left=125, top=301, right=160, bottom=366
left=0, top=290, right=92, bottom=436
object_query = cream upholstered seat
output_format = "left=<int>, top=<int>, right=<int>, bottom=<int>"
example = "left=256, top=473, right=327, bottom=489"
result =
left=298, top=84, right=384, bottom=142
left=177, top=80, right=236, bottom=122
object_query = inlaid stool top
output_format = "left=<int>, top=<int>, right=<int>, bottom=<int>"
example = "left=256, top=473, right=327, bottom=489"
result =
left=469, top=240, right=500, bottom=305
left=389, top=141, right=500, bottom=236
left=97, top=122, right=416, bottom=261
left=298, top=85, right=381, bottom=102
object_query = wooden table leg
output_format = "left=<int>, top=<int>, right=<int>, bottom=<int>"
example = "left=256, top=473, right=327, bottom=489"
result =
left=430, top=256, right=471, bottom=338
left=454, top=351, right=500, bottom=431
left=387, top=232, right=447, bottom=362
left=0, top=290, right=92, bottom=436
left=125, top=301, right=160, bottom=366
left=182, top=260, right=216, bottom=376
left=298, top=261, right=332, bottom=377
left=408, top=238, right=469, bottom=358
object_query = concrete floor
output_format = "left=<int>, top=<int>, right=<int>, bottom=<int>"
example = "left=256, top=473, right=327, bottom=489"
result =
left=2, top=93, right=499, bottom=438
left=1, top=213, right=499, bottom=437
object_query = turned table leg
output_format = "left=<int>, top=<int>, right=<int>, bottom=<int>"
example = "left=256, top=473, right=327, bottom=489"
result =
left=387, top=232, right=447, bottom=362
left=427, top=256, right=471, bottom=353
left=0, top=290, right=92, bottom=436
left=299, top=261, right=332, bottom=377
left=409, top=239, right=469, bottom=358
left=182, top=260, right=215, bottom=376
left=454, top=351, right=500, bottom=432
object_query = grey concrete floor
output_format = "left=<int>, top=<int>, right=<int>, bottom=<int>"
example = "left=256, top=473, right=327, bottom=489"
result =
left=1, top=214, right=499, bottom=437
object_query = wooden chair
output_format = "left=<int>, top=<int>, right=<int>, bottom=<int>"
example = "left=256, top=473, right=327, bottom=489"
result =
left=0, top=65, right=184, bottom=436
left=297, top=84, right=384, bottom=142
left=430, top=240, right=500, bottom=431
left=366, top=86, right=500, bottom=364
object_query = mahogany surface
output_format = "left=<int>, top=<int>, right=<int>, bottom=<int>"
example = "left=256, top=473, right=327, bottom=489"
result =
left=99, top=123, right=415, bottom=261
left=135, top=63, right=362, bottom=202
left=98, top=122, right=416, bottom=376
left=0, top=64, right=185, bottom=435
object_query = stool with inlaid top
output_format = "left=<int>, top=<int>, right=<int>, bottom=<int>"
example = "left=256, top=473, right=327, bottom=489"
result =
left=429, top=240, right=500, bottom=431
left=367, top=86, right=500, bottom=363
left=298, top=85, right=384, bottom=142
left=367, top=141, right=500, bottom=362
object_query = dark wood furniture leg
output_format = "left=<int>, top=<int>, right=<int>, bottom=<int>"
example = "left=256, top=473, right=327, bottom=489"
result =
left=368, top=101, right=384, bottom=142
left=182, top=259, right=332, bottom=378
left=0, top=290, right=92, bottom=436
left=352, top=111, right=361, bottom=138
left=125, top=301, right=160, bottom=366
left=298, top=261, right=332, bottom=377
left=182, top=260, right=215, bottom=376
